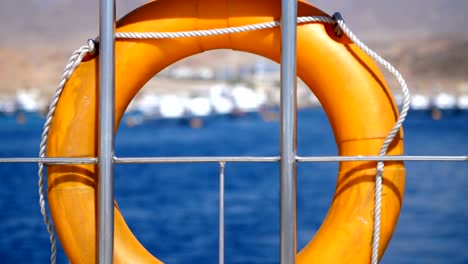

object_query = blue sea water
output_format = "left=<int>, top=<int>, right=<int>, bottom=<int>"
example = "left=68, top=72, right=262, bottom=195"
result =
left=0, top=108, right=466, bottom=263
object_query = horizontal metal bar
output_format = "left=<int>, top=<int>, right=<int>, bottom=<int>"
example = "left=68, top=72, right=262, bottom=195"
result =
left=0, top=157, right=98, bottom=164
left=0, top=155, right=466, bottom=164
left=296, top=155, right=468, bottom=162
left=115, top=155, right=467, bottom=163
left=114, top=156, right=281, bottom=163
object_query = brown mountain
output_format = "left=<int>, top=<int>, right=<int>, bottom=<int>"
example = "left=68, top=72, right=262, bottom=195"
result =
left=0, top=0, right=467, bottom=95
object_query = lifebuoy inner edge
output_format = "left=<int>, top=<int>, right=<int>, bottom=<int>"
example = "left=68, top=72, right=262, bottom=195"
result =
left=46, top=0, right=405, bottom=263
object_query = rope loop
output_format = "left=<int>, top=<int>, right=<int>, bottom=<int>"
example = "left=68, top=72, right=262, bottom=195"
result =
left=333, top=12, right=411, bottom=264
left=38, top=40, right=99, bottom=264
left=87, top=39, right=98, bottom=55
left=332, top=12, right=344, bottom=38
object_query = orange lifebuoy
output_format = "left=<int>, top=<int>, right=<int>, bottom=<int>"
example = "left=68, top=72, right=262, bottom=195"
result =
left=46, top=0, right=405, bottom=263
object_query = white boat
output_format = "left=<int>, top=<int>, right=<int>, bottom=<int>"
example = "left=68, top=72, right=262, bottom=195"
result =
left=457, top=94, right=468, bottom=110
left=231, top=84, right=266, bottom=112
left=210, top=96, right=234, bottom=115
left=409, top=94, right=431, bottom=110
left=159, top=95, right=187, bottom=118
left=134, top=93, right=160, bottom=117
left=432, top=92, right=457, bottom=110
left=185, top=97, right=212, bottom=117
left=209, top=84, right=234, bottom=114
left=15, top=89, right=41, bottom=112
left=0, top=98, right=16, bottom=115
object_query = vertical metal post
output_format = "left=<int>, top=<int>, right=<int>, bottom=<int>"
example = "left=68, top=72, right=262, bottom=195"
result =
left=219, top=162, right=225, bottom=264
left=98, top=0, right=115, bottom=263
left=280, top=0, right=298, bottom=263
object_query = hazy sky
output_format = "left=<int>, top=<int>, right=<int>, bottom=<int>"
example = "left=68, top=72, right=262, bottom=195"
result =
left=0, top=0, right=466, bottom=93
left=1, top=0, right=466, bottom=47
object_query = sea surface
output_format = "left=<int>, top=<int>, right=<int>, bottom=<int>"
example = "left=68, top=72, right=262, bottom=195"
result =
left=0, top=108, right=466, bottom=263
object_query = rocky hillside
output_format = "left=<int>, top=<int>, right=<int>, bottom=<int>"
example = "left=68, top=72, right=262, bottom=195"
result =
left=0, top=0, right=467, bottom=95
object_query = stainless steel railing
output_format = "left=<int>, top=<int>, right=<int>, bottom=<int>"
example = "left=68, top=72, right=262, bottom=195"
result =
left=280, top=0, right=299, bottom=262
left=107, top=0, right=299, bottom=262
left=104, top=0, right=298, bottom=263
left=1, top=156, right=467, bottom=164
left=0, top=154, right=467, bottom=264
left=98, top=0, right=116, bottom=262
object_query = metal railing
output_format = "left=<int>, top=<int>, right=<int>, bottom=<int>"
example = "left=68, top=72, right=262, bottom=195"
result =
left=1, top=155, right=467, bottom=165
left=0, top=0, right=466, bottom=264
left=99, top=0, right=298, bottom=263
left=1, top=153, right=467, bottom=264
left=98, top=0, right=116, bottom=262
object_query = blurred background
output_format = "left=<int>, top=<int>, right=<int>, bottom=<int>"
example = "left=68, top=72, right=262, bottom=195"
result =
left=0, top=0, right=467, bottom=108
left=0, top=1, right=467, bottom=263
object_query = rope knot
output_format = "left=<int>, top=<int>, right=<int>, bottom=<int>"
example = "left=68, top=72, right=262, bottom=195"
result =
left=87, top=39, right=97, bottom=55
left=332, top=12, right=344, bottom=38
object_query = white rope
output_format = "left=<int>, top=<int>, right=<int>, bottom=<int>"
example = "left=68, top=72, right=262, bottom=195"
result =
left=38, top=39, right=96, bottom=264
left=332, top=13, right=411, bottom=264
left=39, top=14, right=410, bottom=264
left=115, top=16, right=334, bottom=39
